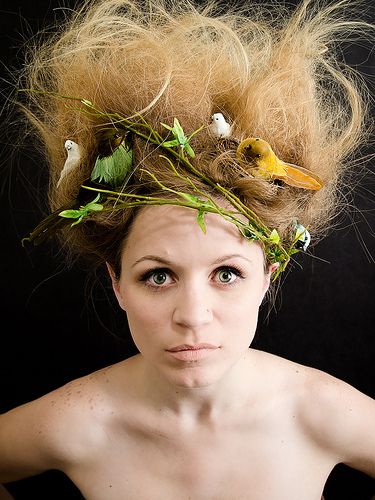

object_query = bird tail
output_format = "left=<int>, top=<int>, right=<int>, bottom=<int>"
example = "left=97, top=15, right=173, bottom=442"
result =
left=275, top=163, right=323, bottom=190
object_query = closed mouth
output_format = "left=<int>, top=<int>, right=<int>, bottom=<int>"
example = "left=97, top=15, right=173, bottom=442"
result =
left=167, top=343, right=218, bottom=352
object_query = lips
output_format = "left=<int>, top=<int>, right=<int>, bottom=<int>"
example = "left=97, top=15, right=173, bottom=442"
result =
left=167, top=343, right=218, bottom=352
left=166, top=343, right=219, bottom=362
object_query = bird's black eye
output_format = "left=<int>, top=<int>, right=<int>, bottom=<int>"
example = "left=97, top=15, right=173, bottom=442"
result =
left=255, top=138, right=260, bottom=141
left=255, top=153, right=261, bottom=158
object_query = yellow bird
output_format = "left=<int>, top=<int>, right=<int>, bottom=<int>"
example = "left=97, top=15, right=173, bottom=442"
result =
left=236, top=137, right=323, bottom=191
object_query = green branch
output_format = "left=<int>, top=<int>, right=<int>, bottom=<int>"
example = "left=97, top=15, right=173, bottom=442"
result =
left=19, top=88, right=300, bottom=275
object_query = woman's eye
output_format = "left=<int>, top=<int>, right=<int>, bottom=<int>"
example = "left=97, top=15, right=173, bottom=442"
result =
left=139, top=268, right=172, bottom=288
left=151, top=271, right=168, bottom=285
left=215, top=267, right=243, bottom=284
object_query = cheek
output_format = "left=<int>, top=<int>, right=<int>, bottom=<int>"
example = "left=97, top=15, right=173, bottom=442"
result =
left=230, top=300, right=260, bottom=330
left=217, top=288, right=262, bottom=329
left=122, top=295, right=160, bottom=354
left=122, top=290, right=170, bottom=333
left=229, top=277, right=266, bottom=308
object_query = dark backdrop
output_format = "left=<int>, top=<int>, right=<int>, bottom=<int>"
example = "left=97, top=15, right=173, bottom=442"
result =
left=0, top=0, right=374, bottom=499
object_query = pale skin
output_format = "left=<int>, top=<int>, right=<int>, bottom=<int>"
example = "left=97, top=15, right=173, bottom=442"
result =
left=1, top=205, right=375, bottom=499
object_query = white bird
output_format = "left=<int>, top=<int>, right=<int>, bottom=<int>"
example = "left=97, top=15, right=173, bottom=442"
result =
left=57, top=140, right=81, bottom=188
left=295, top=222, right=311, bottom=251
left=209, top=113, right=231, bottom=138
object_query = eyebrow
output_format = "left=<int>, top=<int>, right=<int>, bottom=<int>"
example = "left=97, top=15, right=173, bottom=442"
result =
left=131, top=253, right=253, bottom=268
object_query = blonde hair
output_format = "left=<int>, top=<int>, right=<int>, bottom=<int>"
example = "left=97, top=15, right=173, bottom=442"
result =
left=16, top=0, right=374, bottom=274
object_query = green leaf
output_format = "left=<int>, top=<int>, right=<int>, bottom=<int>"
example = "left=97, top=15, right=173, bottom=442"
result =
left=71, top=215, right=85, bottom=226
left=162, top=140, right=179, bottom=148
left=268, top=229, right=280, bottom=244
left=89, top=194, right=101, bottom=203
left=184, top=142, right=195, bottom=158
left=161, top=119, right=188, bottom=145
left=160, top=122, right=173, bottom=131
left=197, top=211, right=206, bottom=233
left=81, top=99, right=93, bottom=106
left=59, top=209, right=84, bottom=219
left=178, top=193, right=200, bottom=204
left=295, top=228, right=305, bottom=239
left=59, top=194, right=102, bottom=223
left=172, top=118, right=186, bottom=144
left=242, top=226, right=258, bottom=239
left=160, top=118, right=196, bottom=156
left=85, top=203, right=103, bottom=212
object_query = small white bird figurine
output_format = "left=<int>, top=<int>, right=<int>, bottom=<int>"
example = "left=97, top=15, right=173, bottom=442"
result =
left=209, top=113, right=231, bottom=138
left=295, top=222, right=311, bottom=251
left=57, top=140, right=81, bottom=188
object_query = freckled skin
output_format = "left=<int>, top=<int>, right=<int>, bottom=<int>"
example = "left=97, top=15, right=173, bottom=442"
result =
left=0, top=206, right=374, bottom=499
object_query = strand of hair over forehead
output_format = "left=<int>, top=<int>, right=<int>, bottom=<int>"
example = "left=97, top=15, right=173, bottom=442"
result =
left=20, top=0, right=374, bottom=248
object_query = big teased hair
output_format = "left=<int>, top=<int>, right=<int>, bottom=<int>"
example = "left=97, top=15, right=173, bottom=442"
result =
left=15, top=0, right=374, bottom=274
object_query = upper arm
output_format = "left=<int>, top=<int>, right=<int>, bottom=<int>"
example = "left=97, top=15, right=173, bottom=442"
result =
left=301, top=369, right=375, bottom=479
left=0, top=396, right=64, bottom=483
left=0, top=375, right=111, bottom=484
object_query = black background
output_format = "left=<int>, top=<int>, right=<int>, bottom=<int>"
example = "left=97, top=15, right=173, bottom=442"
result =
left=0, top=0, right=375, bottom=498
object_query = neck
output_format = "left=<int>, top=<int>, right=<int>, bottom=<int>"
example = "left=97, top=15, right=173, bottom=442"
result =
left=135, top=350, right=258, bottom=424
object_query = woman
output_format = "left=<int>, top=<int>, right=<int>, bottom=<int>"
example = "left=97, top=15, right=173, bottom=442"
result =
left=1, top=0, right=375, bottom=498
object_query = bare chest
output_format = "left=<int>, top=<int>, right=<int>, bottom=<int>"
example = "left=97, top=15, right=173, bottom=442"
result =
left=67, top=420, right=334, bottom=500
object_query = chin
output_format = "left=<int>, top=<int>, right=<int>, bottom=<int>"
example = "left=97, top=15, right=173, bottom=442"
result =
left=160, top=357, right=239, bottom=389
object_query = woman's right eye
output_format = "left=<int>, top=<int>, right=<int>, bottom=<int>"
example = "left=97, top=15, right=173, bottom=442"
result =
left=139, top=268, right=172, bottom=288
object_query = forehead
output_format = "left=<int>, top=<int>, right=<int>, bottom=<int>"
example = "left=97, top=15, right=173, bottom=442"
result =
left=122, top=205, right=265, bottom=264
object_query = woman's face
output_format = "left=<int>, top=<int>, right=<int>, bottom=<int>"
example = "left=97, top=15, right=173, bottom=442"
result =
left=109, top=205, right=272, bottom=388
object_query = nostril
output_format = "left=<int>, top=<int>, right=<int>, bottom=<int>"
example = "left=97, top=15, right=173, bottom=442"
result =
left=172, top=304, right=213, bottom=328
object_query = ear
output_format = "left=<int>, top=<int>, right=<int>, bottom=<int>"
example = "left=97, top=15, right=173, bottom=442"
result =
left=106, top=262, right=126, bottom=311
left=268, top=262, right=280, bottom=275
left=260, top=262, right=279, bottom=303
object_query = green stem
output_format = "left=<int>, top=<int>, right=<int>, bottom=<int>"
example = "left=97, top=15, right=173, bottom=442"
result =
left=20, top=89, right=295, bottom=270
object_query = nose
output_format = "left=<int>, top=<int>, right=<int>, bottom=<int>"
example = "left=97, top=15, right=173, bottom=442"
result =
left=172, top=283, right=213, bottom=329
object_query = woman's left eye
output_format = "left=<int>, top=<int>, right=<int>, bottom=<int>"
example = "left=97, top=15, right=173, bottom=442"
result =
left=215, top=267, right=243, bottom=284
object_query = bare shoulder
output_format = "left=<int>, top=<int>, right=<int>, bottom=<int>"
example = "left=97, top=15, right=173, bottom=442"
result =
left=251, top=350, right=375, bottom=479
left=297, top=364, right=375, bottom=478
left=0, top=360, right=129, bottom=482
left=250, top=348, right=312, bottom=388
